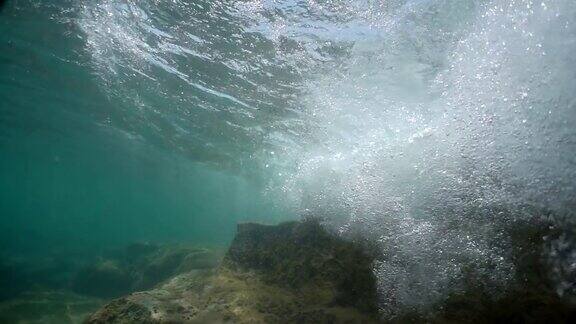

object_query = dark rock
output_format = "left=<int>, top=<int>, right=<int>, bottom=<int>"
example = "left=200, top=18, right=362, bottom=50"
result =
left=71, top=244, right=222, bottom=298
left=72, top=259, right=133, bottom=298
left=223, top=220, right=379, bottom=314
left=395, top=215, right=576, bottom=323
left=86, top=216, right=576, bottom=323
left=0, top=255, right=85, bottom=301
left=134, top=246, right=217, bottom=290
left=86, top=219, right=381, bottom=323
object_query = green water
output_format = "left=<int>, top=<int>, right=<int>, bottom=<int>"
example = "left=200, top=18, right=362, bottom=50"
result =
left=0, top=134, right=285, bottom=254
left=1, top=0, right=576, bottom=321
left=0, top=2, right=290, bottom=312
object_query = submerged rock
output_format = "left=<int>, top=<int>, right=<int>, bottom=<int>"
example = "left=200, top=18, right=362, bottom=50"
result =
left=72, top=259, right=133, bottom=298
left=0, top=256, right=78, bottom=301
left=72, top=244, right=222, bottom=298
left=224, top=221, right=379, bottom=314
left=86, top=217, right=576, bottom=323
left=136, top=245, right=220, bottom=290
left=0, top=290, right=103, bottom=324
left=395, top=216, right=576, bottom=323
left=87, top=220, right=380, bottom=323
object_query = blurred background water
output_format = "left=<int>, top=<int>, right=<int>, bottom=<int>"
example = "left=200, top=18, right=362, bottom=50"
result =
left=1, top=0, right=575, bottom=321
left=0, top=0, right=292, bottom=257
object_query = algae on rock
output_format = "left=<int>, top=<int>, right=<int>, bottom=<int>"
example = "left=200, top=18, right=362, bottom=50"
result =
left=86, top=220, right=381, bottom=323
left=85, top=215, right=576, bottom=323
left=72, top=243, right=223, bottom=298
left=223, top=220, right=379, bottom=314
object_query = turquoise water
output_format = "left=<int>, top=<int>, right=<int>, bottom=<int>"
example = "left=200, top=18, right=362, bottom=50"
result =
left=0, top=1, right=291, bottom=306
left=1, top=0, right=576, bottom=320
left=0, top=1, right=291, bottom=252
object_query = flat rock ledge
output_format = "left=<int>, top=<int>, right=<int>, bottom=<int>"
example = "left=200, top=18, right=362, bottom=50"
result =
left=86, top=220, right=380, bottom=323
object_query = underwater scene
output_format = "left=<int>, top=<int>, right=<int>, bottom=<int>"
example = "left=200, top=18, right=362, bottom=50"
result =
left=1, top=0, right=575, bottom=323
